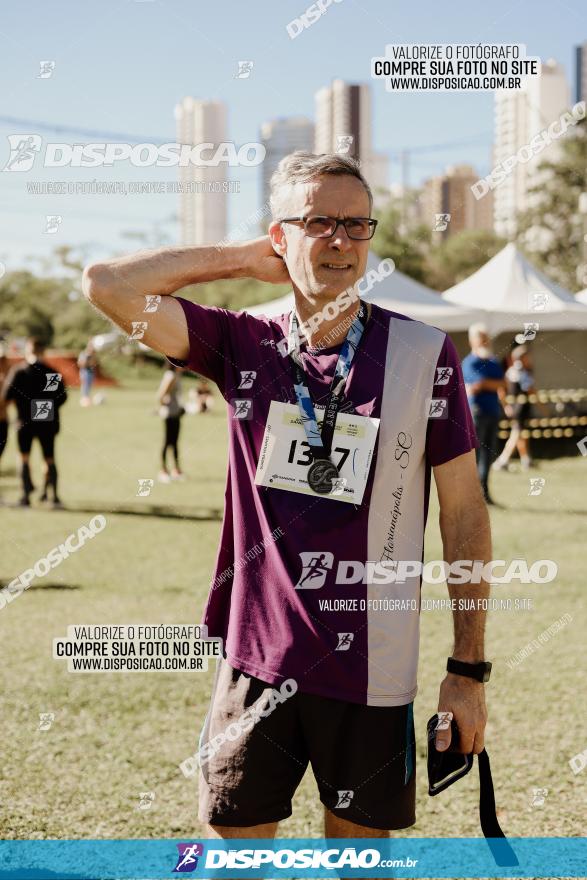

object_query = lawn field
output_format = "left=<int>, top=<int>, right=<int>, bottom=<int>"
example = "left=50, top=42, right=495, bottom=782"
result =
left=0, top=383, right=585, bottom=842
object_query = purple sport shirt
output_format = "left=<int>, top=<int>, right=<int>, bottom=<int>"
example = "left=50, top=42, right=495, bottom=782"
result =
left=168, top=298, right=478, bottom=705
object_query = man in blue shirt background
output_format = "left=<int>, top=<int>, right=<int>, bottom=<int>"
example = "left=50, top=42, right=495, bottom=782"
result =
left=462, top=323, right=505, bottom=505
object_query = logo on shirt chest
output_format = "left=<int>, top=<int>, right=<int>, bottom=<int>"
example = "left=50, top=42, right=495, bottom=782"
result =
left=295, top=552, right=334, bottom=589
left=237, top=370, right=257, bottom=389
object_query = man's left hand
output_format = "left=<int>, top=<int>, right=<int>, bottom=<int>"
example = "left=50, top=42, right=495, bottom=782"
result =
left=435, top=673, right=488, bottom=754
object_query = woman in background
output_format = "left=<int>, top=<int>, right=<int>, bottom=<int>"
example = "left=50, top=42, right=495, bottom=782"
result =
left=157, top=364, right=185, bottom=482
left=495, top=344, right=535, bottom=470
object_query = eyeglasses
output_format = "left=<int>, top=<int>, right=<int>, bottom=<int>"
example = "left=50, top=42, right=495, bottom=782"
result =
left=280, top=215, right=378, bottom=241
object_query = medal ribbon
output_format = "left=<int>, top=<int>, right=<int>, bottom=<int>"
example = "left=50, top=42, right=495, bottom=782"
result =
left=287, top=300, right=368, bottom=461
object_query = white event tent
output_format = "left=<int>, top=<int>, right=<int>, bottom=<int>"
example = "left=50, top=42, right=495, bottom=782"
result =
left=442, top=243, right=587, bottom=334
left=443, top=244, right=587, bottom=387
left=244, top=251, right=482, bottom=333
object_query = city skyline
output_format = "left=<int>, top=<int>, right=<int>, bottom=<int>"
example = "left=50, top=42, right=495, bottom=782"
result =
left=0, top=0, right=584, bottom=268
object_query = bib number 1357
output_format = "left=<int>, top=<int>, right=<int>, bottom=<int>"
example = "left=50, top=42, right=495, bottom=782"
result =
left=287, top=439, right=350, bottom=471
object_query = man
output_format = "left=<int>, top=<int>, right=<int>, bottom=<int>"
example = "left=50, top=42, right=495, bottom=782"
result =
left=1, top=337, right=67, bottom=508
left=462, top=324, right=506, bottom=505
left=83, top=152, right=492, bottom=839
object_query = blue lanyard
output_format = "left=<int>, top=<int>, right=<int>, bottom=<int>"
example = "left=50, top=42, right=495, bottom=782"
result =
left=287, top=301, right=368, bottom=460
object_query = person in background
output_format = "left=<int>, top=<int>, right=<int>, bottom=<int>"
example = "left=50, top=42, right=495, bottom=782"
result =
left=195, top=380, right=214, bottom=413
left=0, top=343, right=10, bottom=476
left=494, top=344, right=535, bottom=471
left=78, top=341, right=98, bottom=406
left=1, top=337, right=67, bottom=508
left=462, top=323, right=506, bottom=505
left=157, top=363, right=185, bottom=482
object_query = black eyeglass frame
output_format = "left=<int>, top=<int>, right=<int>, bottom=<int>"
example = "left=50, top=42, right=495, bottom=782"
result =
left=279, top=215, right=378, bottom=240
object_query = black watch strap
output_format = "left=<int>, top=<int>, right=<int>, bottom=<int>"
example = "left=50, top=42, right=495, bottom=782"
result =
left=447, top=657, right=492, bottom=682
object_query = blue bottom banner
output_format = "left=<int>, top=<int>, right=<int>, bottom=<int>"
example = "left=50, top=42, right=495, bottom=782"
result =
left=0, top=837, right=585, bottom=879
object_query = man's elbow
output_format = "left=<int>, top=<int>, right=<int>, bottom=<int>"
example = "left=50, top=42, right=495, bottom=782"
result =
left=82, top=263, right=112, bottom=307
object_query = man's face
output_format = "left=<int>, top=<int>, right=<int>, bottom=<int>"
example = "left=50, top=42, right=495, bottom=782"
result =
left=270, top=175, right=371, bottom=300
left=472, top=331, right=490, bottom=351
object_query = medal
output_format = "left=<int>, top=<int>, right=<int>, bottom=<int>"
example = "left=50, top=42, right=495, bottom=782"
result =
left=307, top=458, right=339, bottom=495
left=286, top=300, right=369, bottom=497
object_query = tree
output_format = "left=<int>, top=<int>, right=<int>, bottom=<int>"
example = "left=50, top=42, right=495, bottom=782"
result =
left=424, top=229, right=506, bottom=291
left=0, top=271, right=59, bottom=345
left=0, top=263, right=109, bottom=350
left=371, top=202, right=431, bottom=283
left=516, top=117, right=587, bottom=291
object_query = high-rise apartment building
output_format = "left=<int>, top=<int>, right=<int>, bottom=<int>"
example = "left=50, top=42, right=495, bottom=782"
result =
left=420, top=165, right=493, bottom=238
left=575, top=41, right=587, bottom=103
left=174, top=96, right=228, bottom=245
left=421, top=165, right=494, bottom=238
left=314, top=79, right=389, bottom=199
left=493, top=60, right=569, bottom=238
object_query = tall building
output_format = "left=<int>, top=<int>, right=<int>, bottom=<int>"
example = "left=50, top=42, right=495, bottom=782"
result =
left=314, top=79, right=389, bottom=201
left=260, top=117, right=314, bottom=212
left=174, top=97, right=228, bottom=246
left=575, top=41, right=587, bottom=103
left=421, top=165, right=494, bottom=239
left=493, top=60, right=570, bottom=239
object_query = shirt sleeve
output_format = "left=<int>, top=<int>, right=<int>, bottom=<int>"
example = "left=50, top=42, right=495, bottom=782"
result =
left=165, top=296, right=235, bottom=391
left=426, top=334, right=479, bottom=467
left=461, top=355, right=480, bottom=385
left=165, top=296, right=271, bottom=400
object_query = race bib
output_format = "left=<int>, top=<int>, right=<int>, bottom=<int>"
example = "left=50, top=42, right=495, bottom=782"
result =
left=255, top=400, right=379, bottom=504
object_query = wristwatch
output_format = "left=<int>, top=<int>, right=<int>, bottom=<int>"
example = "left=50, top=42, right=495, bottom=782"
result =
left=447, top=657, right=492, bottom=683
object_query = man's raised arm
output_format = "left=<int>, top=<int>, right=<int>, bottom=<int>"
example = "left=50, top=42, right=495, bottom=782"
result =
left=81, top=237, right=290, bottom=361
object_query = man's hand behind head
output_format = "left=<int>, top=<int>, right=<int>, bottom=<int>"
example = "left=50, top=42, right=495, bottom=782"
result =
left=242, top=236, right=291, bottom=285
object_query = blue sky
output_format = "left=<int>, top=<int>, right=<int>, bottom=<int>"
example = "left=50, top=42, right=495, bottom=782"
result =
left=0, top=0, right=584, bottom=270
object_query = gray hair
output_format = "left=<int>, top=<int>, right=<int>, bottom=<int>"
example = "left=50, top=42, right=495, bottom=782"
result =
left=468, top=322, right=489, bottom=343
left=269, top=151, right=373, bottom=219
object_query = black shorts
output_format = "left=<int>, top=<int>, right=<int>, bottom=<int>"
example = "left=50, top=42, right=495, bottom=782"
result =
left=510, top=402, right=531, bottom=429
left=17, top=423, right=57, bottom=458
left=197, top=657, right=416, bottom=831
